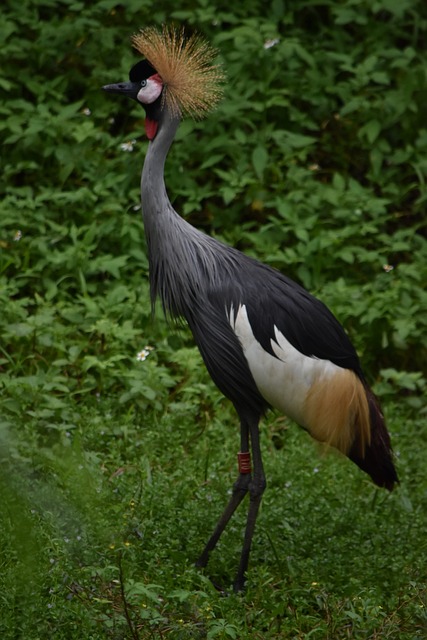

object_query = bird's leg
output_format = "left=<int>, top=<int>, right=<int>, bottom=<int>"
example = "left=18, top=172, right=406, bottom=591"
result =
left=195, top=419, right=251, bottom=570
left=233, top=419, right=266, bottom=593
left=196, top=416, right=266, bottom=592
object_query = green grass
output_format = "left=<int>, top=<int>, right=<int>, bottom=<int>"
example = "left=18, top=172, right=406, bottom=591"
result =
left=0, top=391, right=426, bottom=639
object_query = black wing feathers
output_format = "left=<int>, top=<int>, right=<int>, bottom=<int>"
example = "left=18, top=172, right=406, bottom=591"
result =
left=186, top=302, right=268, bottom=417
left=210, top=250, right=362, bottom=376
left=246, top=263, right=362, bottom=374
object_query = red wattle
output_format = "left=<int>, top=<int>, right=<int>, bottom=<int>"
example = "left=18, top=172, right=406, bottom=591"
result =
left=145, top=118, right=158, bottom=140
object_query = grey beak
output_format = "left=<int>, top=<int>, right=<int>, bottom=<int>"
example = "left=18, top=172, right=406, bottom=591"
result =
left=102, top=81, right=140, bottom=100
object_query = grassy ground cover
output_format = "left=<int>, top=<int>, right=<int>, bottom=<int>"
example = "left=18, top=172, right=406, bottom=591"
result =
left=0, top=398, right=425, bottom=638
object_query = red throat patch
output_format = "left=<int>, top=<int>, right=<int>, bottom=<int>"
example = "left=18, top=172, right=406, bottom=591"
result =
left=145, top=117, right=158, bottom=140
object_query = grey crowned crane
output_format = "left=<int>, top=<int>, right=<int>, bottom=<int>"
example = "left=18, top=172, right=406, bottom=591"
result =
left=103, top=26, right=398, bottom=592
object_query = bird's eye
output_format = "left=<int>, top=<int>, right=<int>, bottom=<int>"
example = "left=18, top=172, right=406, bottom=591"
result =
left=140, top=79, right=147, bottom=88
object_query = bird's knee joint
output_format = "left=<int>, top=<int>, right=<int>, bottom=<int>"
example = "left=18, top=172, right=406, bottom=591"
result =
left=233, top=473, right=251, bottom=494
left=249, top=477, right=266, bottom=500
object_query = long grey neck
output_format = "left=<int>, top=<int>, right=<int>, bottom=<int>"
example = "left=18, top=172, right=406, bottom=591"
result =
left=141, top=107, right=180, bottom=221
left=140, top=106, right=241, bottom=319
left=140, top=106, right=207, bottom=317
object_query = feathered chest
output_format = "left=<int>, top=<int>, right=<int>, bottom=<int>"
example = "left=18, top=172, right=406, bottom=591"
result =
left=144, top=214, right=241, bottom=319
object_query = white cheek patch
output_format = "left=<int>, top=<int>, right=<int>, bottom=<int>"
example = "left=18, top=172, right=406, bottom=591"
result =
left=137, top=78, right=163, bottom=105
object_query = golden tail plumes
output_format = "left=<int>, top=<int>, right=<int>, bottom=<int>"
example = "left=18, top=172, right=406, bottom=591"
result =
left=305, top=369, right=398, bottom=490
left=305, top=368, right=371, bottom=457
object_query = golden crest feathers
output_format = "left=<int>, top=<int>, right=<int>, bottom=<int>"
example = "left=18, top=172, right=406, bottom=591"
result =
left=132, top=25, right=224, bottom=118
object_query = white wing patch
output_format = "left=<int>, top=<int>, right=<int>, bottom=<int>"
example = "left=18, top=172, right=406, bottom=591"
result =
left=229, top=303, right=340, bottom=428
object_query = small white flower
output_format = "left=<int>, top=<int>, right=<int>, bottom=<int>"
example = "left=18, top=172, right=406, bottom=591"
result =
left=120, top=139, right=136, bottom=152
left=82, top=107, right=91, bottom=116
left=136, top=346, right=154, bottom=361
left=14, top=230, right=22, bottom=241
left=264, top=38, right=280, bottom=50
left=383, top=264, right=394, bottom=273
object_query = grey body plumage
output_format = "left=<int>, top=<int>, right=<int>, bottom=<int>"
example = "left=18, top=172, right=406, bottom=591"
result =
left=141, top=107, right=267, bottom=415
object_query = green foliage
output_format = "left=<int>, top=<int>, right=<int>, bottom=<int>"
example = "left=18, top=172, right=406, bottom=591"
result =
left=0, top=0, right=426, bottom=638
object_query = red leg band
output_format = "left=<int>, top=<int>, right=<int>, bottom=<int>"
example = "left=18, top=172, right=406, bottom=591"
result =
left=238, top=451, right=252, bottom=474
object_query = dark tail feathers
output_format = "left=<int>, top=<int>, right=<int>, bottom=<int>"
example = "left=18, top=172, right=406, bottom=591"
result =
left=349, top=384, right=399, bottom=491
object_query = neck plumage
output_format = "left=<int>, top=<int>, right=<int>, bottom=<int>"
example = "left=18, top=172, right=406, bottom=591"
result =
left=140, top=106, right=221, bottom=319
left=141, top=107, right=180, bottom=212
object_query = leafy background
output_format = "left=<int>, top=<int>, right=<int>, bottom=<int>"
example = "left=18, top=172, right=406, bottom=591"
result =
left=0, top=0, right=426, bottom=638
